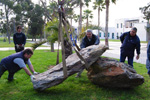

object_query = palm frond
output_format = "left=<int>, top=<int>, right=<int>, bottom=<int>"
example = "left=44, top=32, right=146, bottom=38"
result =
left=31, top=40, right=47, bottom=51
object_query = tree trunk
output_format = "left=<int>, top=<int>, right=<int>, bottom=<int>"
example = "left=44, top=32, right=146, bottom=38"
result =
left=79, top=0, right=83, bottom=34
left=51, top=42, right=54, bottom=52
left=87, top=17, right=88, bottom=28
left=64, top=39, right=72, bottom=59
left=105, top=0, right=109, bottom=47
left=98, top=7, right=100, bottom=37
left=5, top=5, right=10, bottom=44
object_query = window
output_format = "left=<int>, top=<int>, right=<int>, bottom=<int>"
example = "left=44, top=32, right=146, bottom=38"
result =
left=112, top=33, right=114, bottom=39
left=121, top=23, right=122, bottom=28
left=99, top=32, right=101, bottom=37
left=117, top=23, right=119, bottom=28
left=117, top=33, right=119, bottom=39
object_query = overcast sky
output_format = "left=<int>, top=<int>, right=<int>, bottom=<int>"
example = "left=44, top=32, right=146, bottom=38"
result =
left=32, top=0, right=150, bottom=27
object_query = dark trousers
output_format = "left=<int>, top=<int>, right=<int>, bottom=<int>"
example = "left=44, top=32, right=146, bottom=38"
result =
left=120, top=54, right=134, bottom=67
left=0, top=64, right=14, bottom=81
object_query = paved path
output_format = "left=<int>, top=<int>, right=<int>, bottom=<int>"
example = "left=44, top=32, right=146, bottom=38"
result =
left=0, top=41, right=147, bottom=64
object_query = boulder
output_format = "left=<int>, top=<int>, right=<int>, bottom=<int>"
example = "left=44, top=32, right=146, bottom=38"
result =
left=32, top=44, right=108, bottom=91
left=87, top=57, right=144, bottom=88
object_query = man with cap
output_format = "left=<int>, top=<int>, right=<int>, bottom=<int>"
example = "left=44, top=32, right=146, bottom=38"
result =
left=120, top=27, right=141, bottom=68
left=0, top=48, right=39, bottom=81
left=76, top=29, right=100, bottom=77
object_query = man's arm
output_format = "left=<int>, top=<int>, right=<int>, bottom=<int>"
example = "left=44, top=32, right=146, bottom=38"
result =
left=23, top=67, right=36, bottom=80
left=80, top=38, right=86, bottom=49
left=147, top=44, right=150, bottom=61
left=23, top=33, right=26, bottom=45
left=28, top=64, right=35, bottom=73
left=23, top=67, right=32, bottom=76
left=120, top=33, right=127, bottom=43
left=136, top=38, right=141, bottom=60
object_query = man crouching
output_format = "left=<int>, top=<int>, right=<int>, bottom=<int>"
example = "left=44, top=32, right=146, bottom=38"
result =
left=0, top=48, right=39, bottom=81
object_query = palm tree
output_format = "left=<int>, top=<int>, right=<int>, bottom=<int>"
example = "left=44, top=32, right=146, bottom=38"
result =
left=140, top=3, right=150, bottom=43
left=83, top=9, right=93, bottom=28
left=93, top=0, right=105, bottom=36
left=105, top=0, right=116, bottom=47
left=71, top=0, right=91, bottom=35
left=45, top=18, right=59, bottom=52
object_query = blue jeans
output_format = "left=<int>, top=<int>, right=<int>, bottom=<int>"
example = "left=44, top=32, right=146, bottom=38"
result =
left=120, top=54, right=134, bottom=67
left=0, top=63, right=14, bottom=81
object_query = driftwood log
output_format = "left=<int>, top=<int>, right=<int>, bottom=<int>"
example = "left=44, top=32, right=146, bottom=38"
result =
left=32, top=45, right=108, bottom=91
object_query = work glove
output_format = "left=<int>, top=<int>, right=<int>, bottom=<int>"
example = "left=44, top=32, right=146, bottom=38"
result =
left=16, top=44, right=19, bottom=48
left=33, top=71, right=40, bottom=75
left=21, top=44, right=24, bottom=47
left=30, top=75, right=35, bottom=81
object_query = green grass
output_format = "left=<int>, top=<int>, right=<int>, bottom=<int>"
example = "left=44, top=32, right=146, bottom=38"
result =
left=0, top=50, right=149, bottom=100
left=0, top=37, right=47, bottom=47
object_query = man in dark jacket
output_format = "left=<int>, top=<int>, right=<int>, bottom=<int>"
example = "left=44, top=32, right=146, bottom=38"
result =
left=0, top=48, right=39, bottom=81
left=146, top=40, right=150, bottom=76
left=80, top=29, right=100, bottom=49
left=13, top=25, right=26, bottom=52
left=120, top=27, right=141, bottom=67
left=76, top=29, right=100, bottom=77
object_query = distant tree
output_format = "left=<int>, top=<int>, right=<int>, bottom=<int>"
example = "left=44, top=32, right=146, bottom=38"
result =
left=45, top=18, right=59, bottom=52
left=104, top=0, right=116, bottom=47
left=28, top=4, right=45, bottom=41
left=71, top=0, right=91, bottom=35
left=140, top=3, right=150, bottom=42
left=93, top=0, right=105, bottom=36
left=0, top=0, right=14, bottom=44
left=83, top=9, right=93, bottom=28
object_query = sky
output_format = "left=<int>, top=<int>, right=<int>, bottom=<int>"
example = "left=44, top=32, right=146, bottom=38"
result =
left=32, top=0, right=150, bottom=27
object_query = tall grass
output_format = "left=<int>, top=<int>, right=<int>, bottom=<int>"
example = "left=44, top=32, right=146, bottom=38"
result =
left=0, top=50, right=149, bottom=100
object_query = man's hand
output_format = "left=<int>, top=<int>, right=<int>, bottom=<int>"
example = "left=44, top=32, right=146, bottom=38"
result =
left=16, top=44, right=19, bottom=48
left=21, top=44, right=24, bottom=47
left=33, top=71, right=40, bottom=75
left=136, top=54, right=140, bottom=60
left=30, top=75, right=35, bottom=81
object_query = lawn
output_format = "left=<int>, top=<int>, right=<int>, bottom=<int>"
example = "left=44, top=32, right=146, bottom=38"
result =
left=0, top=37, right=47, bottom=47
left=0, top=50, right=149, bottom=100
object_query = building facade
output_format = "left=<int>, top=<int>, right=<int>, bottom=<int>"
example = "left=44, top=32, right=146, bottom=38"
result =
left=92, top=17, right=148, bottom=41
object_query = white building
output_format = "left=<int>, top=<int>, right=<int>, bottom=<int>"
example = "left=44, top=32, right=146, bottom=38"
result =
left=92, top=17, right=149, bottom=41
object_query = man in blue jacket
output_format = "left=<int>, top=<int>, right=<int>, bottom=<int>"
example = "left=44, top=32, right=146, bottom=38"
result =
left=13, top=25, right=26, bottom=52
left=146, top=40, right=150, bottom=76
left=120, top=27, right=141, bottom=68
left=76, top=29, right=100, bottom=77
left=80, top=29, right=100, bottom=49
left=0, top=48, right=39, bottom=81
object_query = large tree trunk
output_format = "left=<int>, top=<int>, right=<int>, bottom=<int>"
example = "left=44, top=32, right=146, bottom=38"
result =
left=32, top=44, right=108, bottom=91
left=105, top=0, right=109, bottom=47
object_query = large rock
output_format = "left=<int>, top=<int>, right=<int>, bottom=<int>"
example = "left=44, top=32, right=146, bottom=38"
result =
left=32, top=44, right=108, bottom=91
left=87, top=57, right=144, bottom=88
